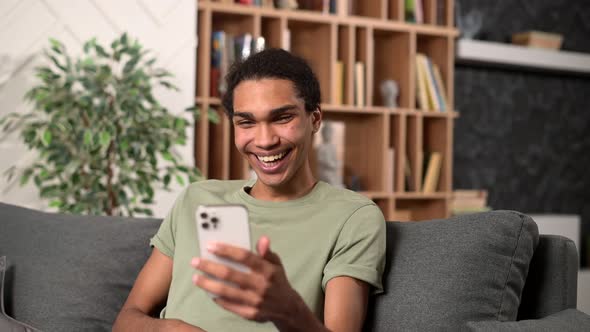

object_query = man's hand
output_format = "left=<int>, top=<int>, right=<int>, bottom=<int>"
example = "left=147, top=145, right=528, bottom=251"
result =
left=191, top=236, right=325, bottom=331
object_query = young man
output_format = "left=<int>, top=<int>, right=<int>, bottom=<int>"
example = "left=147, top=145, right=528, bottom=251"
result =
left=113, top=49, right=385, bottom=332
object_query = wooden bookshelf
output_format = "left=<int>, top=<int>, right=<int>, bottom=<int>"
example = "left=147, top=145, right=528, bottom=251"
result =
left=195, top=0, right=458, bottom=221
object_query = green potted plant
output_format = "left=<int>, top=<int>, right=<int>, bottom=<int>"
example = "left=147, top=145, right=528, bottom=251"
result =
left=1, top=33, right=216, bottom=216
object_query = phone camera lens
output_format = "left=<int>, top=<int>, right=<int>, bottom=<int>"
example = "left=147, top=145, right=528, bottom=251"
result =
left=211, top=217, right=218, bottom=224
left=200, top=212, right=208, bottom=219
left=201, top=222, right=209, bottom=229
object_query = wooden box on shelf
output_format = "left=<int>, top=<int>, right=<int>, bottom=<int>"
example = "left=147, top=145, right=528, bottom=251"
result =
left=195, top=0, right=458, bottom=221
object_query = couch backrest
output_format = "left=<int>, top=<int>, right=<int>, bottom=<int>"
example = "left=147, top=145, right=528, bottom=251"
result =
left=364, top=211, right=539, bottom=331
left=0, top=203, right=161, bottom=332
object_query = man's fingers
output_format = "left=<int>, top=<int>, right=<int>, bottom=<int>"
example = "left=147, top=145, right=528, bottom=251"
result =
left=192, top=273, right=262, bottom=307
left=214, top=297, right=265, bottom=322
left=191, top=258, right=260, bottom=290
left=206, top=242, right=266, bottom=271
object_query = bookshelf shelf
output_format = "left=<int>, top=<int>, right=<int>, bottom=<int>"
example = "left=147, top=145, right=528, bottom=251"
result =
left=456, top=38, right=590, bottom=75
left=196, top=0, right=457, bottom=221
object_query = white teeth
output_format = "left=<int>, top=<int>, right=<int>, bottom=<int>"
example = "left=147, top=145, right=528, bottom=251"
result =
left=257, top=151, right=287, bottom=163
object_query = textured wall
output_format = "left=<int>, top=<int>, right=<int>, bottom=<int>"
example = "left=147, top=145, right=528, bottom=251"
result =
left=0, top=0, right=196, bottom=217
left=454, top=0, right=590, bottom=265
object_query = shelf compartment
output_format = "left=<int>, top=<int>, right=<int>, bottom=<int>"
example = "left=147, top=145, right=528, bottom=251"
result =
left=211, top=11, right=256, bottom=36
left=372, top=29, right=412, bottom=108
left=350, top=0, right=387, bottom=19
left=197, top=9, right=212, bottom=98
left=287, top=19, right=332, bottom=104
left=405, top=113, right=423, bottom=193
left=416, top=33, right=453, bottom=110
left=206, top=107, right=231, bottom=179
left=387, top=0, right=404, bottom=21
left=422, top=116, right=450, bottom=193
left=395, top=197, right=449, bottom=221
left=354, top=26, right=373, bottom=107
left=313, top=112, right=388, bottom=192
left=390, top=113, right=406, bottom=193
left=336, top=24, right=354, bottom=106
left=261, top=16, right=283, bottom=49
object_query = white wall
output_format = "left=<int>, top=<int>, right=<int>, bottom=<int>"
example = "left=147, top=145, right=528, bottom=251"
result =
left=0, top=0, right=196, bottom=217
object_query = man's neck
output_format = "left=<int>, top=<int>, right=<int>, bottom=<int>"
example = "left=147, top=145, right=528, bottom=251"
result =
left=249, top=173, right=317, bottom=202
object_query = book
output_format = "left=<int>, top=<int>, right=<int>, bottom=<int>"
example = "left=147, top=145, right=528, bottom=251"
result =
left=333, top=60, right=344, bottom=105
left=414, top=0, right=423, bottom=24
left=313, top=120, right=346, bottom=188
left=415, top=54, right=429, bottom=110
left=354, top=61, right=365, bottom=107
left=210, top=31, right=226, bottom=97
left=422, top=151, right=442, bottom=193
left=431, top=64, right=448, bottom=112
left=417, top=54, right=441, bottom=111
left=425, top=59, right=446, bottom=112
left=385, top=147, right=395, bottom=192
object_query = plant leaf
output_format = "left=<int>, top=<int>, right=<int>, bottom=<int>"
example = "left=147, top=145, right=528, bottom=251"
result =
left=99, top=131, right=111, bottom=149
left=83, top=130, right=93, bottom=146
left=41, top=129, right=52, bottom=147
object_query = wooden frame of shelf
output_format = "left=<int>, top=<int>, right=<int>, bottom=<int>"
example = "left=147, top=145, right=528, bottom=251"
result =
left=195, top=0, right=458, bottom=221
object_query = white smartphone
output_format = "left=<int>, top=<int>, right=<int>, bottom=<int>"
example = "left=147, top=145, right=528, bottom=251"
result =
left=195, top=204, right=252, bottom=294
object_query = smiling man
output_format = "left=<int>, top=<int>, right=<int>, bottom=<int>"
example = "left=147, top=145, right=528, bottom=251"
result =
left=114, top=48, right=385, bottom=332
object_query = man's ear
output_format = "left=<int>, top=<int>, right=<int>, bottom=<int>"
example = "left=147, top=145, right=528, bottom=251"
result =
left=312, top=108, right=322, bottom=133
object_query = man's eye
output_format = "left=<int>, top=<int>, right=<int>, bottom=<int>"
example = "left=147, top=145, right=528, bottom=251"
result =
left=236, top=120, right=254, bottom=127
left=276, top=115, right=293, bottom=123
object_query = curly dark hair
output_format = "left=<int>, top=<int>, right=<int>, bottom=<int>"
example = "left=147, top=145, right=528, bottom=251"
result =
left=221, top=48, right=321, bottom=118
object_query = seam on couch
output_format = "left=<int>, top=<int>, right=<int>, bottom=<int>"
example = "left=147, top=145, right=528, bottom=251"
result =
left=497, top=211, right=526, bottom=320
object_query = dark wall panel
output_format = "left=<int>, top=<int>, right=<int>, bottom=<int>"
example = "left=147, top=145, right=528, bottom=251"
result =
left=454, top=0, right=590, bottom=265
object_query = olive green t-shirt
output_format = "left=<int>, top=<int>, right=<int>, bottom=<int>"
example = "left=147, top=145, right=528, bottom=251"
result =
left=150, top=179, right=385, bottom=331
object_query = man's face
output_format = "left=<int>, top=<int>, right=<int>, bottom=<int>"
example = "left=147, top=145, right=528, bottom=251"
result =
left=232, top=78, right=320, bottom=192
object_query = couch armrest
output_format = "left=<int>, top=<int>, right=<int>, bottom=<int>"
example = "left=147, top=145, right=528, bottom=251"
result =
left=517, top=235, right=579, bottom=320
left=467, top=309, right=590, bottom=331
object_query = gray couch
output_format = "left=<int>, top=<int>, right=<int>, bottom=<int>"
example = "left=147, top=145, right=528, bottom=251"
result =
left=1, top=202, right=589, bottom=331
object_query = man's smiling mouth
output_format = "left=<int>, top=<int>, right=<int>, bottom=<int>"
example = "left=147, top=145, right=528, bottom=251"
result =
left=255, top=149, right=292, bottom=165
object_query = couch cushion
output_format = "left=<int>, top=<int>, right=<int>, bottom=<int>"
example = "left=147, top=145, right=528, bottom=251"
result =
left=0, top=203, right=162, bottom=332
left=364, top=210, right=539, bottom=331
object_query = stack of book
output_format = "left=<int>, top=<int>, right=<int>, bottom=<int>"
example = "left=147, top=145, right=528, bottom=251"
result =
left=211, top=31, right=265, bottom=97
left=451, top=190, right=491, bottom=215
left=415, top=53, right=448, bottom=112
left=403, top=151, right=443, bottom=193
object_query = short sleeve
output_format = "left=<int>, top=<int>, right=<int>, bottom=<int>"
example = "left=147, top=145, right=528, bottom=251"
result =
left=149, top=188, right=189, bottom=258
left=322, top=204, right=386, bottom=294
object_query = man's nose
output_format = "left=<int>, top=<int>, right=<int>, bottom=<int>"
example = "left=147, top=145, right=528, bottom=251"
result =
left=255, top=124, right=279, bottom=149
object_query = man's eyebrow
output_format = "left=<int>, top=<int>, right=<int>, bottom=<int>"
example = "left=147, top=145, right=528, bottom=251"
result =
left=233, top=105, right=298, bottom=119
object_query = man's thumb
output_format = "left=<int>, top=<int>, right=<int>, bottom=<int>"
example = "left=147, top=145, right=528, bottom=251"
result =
left=257, top=236, right=281, bottom=264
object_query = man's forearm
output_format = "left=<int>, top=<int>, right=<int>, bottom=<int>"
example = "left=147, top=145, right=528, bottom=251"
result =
left=273, top=294, right=330, bottom=332
left=113, top=308, right=204, bottom=332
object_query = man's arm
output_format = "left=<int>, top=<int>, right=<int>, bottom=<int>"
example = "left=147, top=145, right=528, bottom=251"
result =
left=113, top=248, right=204, bottom=332
left=324, top=277, right=370, bottom=332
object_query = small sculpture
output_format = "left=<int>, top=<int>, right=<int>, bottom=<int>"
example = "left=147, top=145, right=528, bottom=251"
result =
left=380, top=79, right=399, bottom=108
